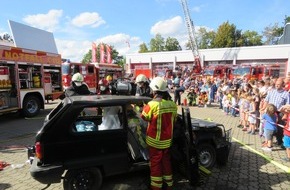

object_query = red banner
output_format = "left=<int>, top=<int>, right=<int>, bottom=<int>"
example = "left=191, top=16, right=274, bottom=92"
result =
left=106, top=44, right=112, bottom=64
left=92, top=42, right=97, bottom=63
left=100, top=43, right=106, bottom=63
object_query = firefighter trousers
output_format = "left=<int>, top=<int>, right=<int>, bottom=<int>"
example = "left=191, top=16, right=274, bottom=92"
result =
left=148, top=146, right=173, bottom=190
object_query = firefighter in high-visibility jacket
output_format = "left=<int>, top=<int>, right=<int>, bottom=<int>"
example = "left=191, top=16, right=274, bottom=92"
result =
left=140, top=77, right=177, bottom=190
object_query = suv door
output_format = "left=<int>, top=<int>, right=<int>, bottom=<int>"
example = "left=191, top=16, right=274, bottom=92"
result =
left=41, top=104, right=129, bottom=174
left=181, top=107, right=200, bottom=185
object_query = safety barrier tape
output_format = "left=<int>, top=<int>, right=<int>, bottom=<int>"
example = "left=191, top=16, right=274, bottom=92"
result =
left=233, top=137, right=290, bottom=174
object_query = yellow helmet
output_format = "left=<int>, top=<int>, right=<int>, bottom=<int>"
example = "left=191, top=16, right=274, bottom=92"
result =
left=106, top=75, right=112, bottom=81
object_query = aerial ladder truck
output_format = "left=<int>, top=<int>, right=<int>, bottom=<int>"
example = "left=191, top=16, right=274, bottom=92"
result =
left=181, top=0, right=202, bottom=74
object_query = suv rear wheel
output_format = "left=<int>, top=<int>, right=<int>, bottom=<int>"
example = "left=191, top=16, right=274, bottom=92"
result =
left=63, top=168, right=102, bottom=190
left=198, top=143, right=216, bottom=169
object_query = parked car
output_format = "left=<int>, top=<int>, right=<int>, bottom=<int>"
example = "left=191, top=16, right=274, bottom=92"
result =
left=28, top=95, right=231, bottom=190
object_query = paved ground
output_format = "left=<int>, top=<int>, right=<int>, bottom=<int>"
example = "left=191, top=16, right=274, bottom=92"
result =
left=0, top=97, right=290, bottom=190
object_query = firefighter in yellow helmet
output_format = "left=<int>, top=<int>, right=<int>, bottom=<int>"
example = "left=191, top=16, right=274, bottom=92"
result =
left=140, top=77, right=177, bottom=190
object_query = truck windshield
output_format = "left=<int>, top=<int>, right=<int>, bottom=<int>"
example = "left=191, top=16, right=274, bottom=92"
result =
left=61, top=64, right=70, bottom=75
left=203, top=69, right=214, bottom=75
left=233, top=67, right=250, bottom=76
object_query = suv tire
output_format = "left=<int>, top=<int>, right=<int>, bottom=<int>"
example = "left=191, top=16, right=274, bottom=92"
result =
left=198, top=143, right=216, bottom=169
left=63, top=168, right=102, bottom=190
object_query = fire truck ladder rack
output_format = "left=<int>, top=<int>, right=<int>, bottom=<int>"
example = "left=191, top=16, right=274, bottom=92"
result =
left=180, top=0, right=202, bottom=73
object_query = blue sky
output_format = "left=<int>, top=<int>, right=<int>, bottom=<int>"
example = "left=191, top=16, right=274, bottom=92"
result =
left=0, top=0, right=289, bottom=62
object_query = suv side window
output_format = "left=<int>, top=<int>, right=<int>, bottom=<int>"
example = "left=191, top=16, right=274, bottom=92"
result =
left=73, top=106, right=123, bottom=133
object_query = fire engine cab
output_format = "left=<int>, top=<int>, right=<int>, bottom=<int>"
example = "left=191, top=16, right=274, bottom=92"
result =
left=203, top=65, right=232, bottom=79
left=231, top=64, right=280, bottom=80
left=62, top=61, right=123, bottom=94
left=0, top=45, right=63, bottom=117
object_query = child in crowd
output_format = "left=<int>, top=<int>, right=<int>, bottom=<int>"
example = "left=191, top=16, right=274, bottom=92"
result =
left=279, top=104, right=290, bottom=162
left=230, top=89, right=238, bottom=117
left=247, top=96, right=257, bottom=134
left=261, top=104, right=277, bottom=151
left=198, top=91, right=208, bottom=107
left=241, top=94, right=250, bottom=131
left=187, top=87, right=197, bottom=106
left=222, top=91, right=230, bottom=114
left=253, top=88, right=261, bottom=131
left=237, top=92, right=245, bottom=128
left=259, top=93, right=267, bottom=137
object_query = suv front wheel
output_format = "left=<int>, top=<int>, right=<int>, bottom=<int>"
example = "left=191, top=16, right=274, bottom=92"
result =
left=198, top=143, right=216, bottom=169
left=63, top=168, right=102, bottom=190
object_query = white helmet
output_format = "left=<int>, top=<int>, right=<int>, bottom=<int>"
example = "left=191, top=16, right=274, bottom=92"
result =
left=135, top=74, right=147, bottom=83
left=149, top=77, right=167, bottom=92
left=72, top=72, right=84, bottom=86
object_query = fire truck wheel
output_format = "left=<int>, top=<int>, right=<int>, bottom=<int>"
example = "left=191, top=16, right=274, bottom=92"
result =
left=21, top=95, right=41, bottom=117
left=63, top=168, right=102, bottom=190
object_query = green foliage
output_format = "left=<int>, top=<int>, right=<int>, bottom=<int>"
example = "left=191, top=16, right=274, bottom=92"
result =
left=196, top=27, right=216, bottom=49
left=213, top=21, right=236, bottom=48
left=241, top=30, right=263, bottom=46
left=149, top=34, right=165, bottom=52
left=138, top=43, right=149, bottom=53
left=164, top=37, right=182, bottom=51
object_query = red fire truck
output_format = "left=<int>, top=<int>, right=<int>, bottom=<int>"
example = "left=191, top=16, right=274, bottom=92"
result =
left=62, top=61, right=123, bottom=94
left=0, top=45, right=63, bottom=117
left=231, top=64, right=280, bottom=80
left=203, top=65, right=232, bottom=79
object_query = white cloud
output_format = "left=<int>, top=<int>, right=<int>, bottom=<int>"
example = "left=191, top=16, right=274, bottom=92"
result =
left=23, top=10, right=63, bottom=32
left=56, top=39, right=91, bottom=62
left=150, top=16, right=183, bottom=36
left=71, top=12, right=105, bottom=28
left=95, top=33, right=142, bottom=56
left=56, top=33, right=142, bottom=62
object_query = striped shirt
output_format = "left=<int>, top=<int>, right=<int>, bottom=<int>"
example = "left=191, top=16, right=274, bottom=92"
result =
left=265, top=89, right=290, bottom=110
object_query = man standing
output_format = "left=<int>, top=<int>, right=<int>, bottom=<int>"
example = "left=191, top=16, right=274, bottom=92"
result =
left=141, top=77, right=177, bottom=190
left=263, top=78, right=290, bottom=148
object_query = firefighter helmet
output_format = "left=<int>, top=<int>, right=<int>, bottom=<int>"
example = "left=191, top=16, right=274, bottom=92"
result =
left=72, top=73, right=84, bottom=86
left=106, top=75, right=113, bottom=81
left=149, top=77, right=167, bottom=92
left=135, top=74, right=147, bottom=83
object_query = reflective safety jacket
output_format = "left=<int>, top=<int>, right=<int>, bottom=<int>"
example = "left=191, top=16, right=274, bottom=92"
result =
left=141, top=98, right=177, bottom=149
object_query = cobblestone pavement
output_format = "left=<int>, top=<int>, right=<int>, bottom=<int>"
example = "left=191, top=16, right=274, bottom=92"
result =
left=0, top=98, right=290, bottom=190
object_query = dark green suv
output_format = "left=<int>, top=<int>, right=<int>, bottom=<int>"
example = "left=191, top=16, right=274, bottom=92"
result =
left=28, top=95, right=231, bottom=189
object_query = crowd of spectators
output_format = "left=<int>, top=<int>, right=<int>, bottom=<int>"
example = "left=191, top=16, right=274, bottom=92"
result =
left=164, top=70, right=290, bottom=162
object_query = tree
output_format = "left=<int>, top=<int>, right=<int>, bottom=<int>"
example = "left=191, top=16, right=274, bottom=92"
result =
left=262, top=23, right=283, bottom=45
left=196, top=27, right=216, bottom=49
left=164, top=37, right=182, bottom=51
left=241, top=30, right=262, bottom=46
left=149, top=33, right=165, bottom=52
left=212, top=21, right=237, bottom=48
left=138, top=43, right=149, bottom=53
left=82, top=49, right=92, bottom=64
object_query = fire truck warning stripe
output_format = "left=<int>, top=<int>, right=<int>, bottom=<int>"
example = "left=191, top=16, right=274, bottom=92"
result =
left=232, top=137, right=290, bottom=174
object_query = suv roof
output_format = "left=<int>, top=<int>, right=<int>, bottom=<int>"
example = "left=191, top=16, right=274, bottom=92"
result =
left=66, top=95, right=152, bottom=106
